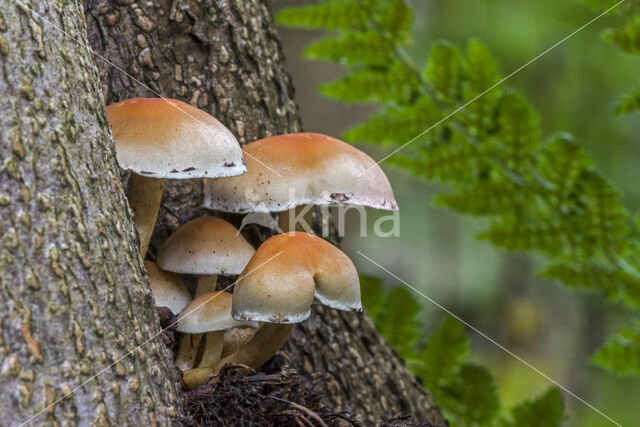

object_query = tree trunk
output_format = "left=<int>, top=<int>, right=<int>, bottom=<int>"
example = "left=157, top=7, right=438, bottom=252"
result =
left=0, top=1, right=184, bottom=425
left=83, top=1, right=446, bottom=424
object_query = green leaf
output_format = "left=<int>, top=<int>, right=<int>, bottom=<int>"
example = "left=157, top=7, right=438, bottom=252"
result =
left=359, top=274, right=386, bottom=321
left=303, top=31, right=393, bottom=66
left=603, top=15, right=640, bottom=54
left=501, top=387, right=565, bottom=427
left=320, top=63, right=419, bottom=103
left=438, top=363, right=500, bottom=426
left=615, top=87, right=640, bottom=115
left=461, top=39, right=502, bottom=138
left=435, top=181, right=535, bottom=217
left=414, top=316, right=469, bottom=387
left=344, top=96, right=442, bottom=145
left=377, top=0, right=413, bottom=39
left=424, top=41, right=464, bottom=102
left=376, top=286, right=423, bottom=354
left=491, top=92, right=541, bottom=169
left=275, top=0, right=374, bottom=30
left=593, top=322, right=640, bottom=377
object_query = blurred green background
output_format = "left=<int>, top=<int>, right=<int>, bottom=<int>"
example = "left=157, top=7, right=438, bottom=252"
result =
left=271, top=0, right=640, bottom=425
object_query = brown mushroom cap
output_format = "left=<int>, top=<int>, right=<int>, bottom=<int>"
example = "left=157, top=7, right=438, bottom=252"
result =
left=204, top=132, right=398, bottom=213
left=232, top=232, right=361, bottom=324
left=177, top=291, right=257, bottom=334
left=157, top=217, right=255, bottom=276
left=106, top=98, right=246, bottom=179
left=144, top=261, right=191, bottom=314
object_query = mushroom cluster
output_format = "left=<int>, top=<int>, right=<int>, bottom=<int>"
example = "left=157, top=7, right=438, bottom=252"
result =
left=106, top=99, right=398, bottom=390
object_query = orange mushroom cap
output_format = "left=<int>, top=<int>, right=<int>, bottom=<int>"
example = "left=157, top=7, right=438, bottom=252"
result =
left=204, top=132, right=397, bottom=213
left=106, top=98, right=246, bottom=179
left=157, top=217, right=255, bottom=276
left=232, top=232, right=361, bottom=324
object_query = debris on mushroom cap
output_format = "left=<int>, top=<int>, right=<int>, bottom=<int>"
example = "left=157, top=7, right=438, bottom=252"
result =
left=203, top=132, right=398, bottom=213
left=144, top=261, right=191, bottom=315
left=106, top=98, right=247, bottom=179
left=177, top=291, right=258, bottom=334
left=157, top=217, right=255, bottom=276
left=232, top=232, right=362, bottom=324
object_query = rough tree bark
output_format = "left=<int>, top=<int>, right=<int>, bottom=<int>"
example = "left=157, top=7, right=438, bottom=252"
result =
left=83, top=1, right=447, bottom=424
left=0, top=1, right=185, bottom=425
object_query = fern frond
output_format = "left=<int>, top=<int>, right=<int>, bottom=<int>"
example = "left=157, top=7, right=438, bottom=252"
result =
left=359, top=274, right=387, bottom=321
left=320, top=62, right=419, bottom=103
left=501, top=388, right=565, bottom=427
left=390, top=133, right=489, bottom=183
left=491, top=92, right=541, bottom=170
left=303, top=32, right=393, bottom=66
left=615, top=87, right=640, bottom=114
left=275, top=0, right=375, bottom=30
left=603, top=15, right=640, bottom=54
left=540, top=260, right=640, bottom=309
left=435, top=181, right=536, bottom=217
left=460, top=40, right=503, bottom=137
left=344, top=96, right=443, bottom=145
left=478, top=220, right=568, bottom=256
left=438, top=363, right=501, bottom=426
left=424, top=41, right=464, bottom=102
left=376, top=0, right=413, bottom=40
left=593, top=322, right=640, bottom=377
left=376, top=286, right=423, bottom=354
left=414, top=316, right=469, bottom=386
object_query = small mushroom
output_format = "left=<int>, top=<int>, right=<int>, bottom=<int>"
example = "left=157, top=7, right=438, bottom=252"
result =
left=177, top=292, right=257, bottom=369
left=203, top=132, right=398, bottom=232
left=157, top=217, right=255, bottom=370
left=106, top=98, right=246, bottom=257
left=182, top=232, right=361, bottom=389
left=144, top=261, right=191, bottom=315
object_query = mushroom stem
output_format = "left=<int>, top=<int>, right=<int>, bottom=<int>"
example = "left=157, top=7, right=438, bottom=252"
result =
left=175, top=333, right=202, bottom=371
left=221, top=327, right=258, bottom=358
left=195, top=330, right=225, bottom=368
left=195, top=274, right=218, bottom=296
left=278, top=204, right=313, bottom=232
left=180, top=274, right=219, bottom=369
left=127, top=173, right=164, bottom=258
left=183, top=323, right=293, bottom=390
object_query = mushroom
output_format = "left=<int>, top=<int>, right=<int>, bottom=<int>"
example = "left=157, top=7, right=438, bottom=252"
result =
left=177, top=291, right=257, bottom=369
left=157, top=216, right=255, bottom=370
left=203, top=132, right=398, bottom=232
left=106, top=98, right=246, bottom=257
left=144, top=261, right=191, bottom=315
left=182, top=232, right=361, bottom=389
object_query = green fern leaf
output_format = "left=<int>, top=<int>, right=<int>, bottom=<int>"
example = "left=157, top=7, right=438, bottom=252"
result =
left=593, top=322, right=640, bottom=377
left=320, top=63, right=419, bottom=103
left=438, top=363, right=501, bottom=426
left=491, top=92, right=541, bottom=169
left=275, top=0, right=376, bottom=30
left=478, top=220, right=568, bottom=256
left=540, top=260, right=640, bottom=309
left=603, top=15, right=640, bottom=54
left=303, top=31, right=393, bottom=66
left=359, top=274, right=386, bottom=321
left=391, top=132, right=490, bottom=184
left=461, top=39, right=502, bottom=138
left=377, top=286, right=423, bottom=354
left=424, top=41, right=464, bottom=102
left=414, top=316, right=469, bottom=387
left=615, top=87, right=640, bottom=115
left=501, top=387, right=565, bottom=427
left=343, top=96, right=442, bottom=145
left=435, top=181, right=536, bottom=217
left=376, top=0, right=413, bottom=39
